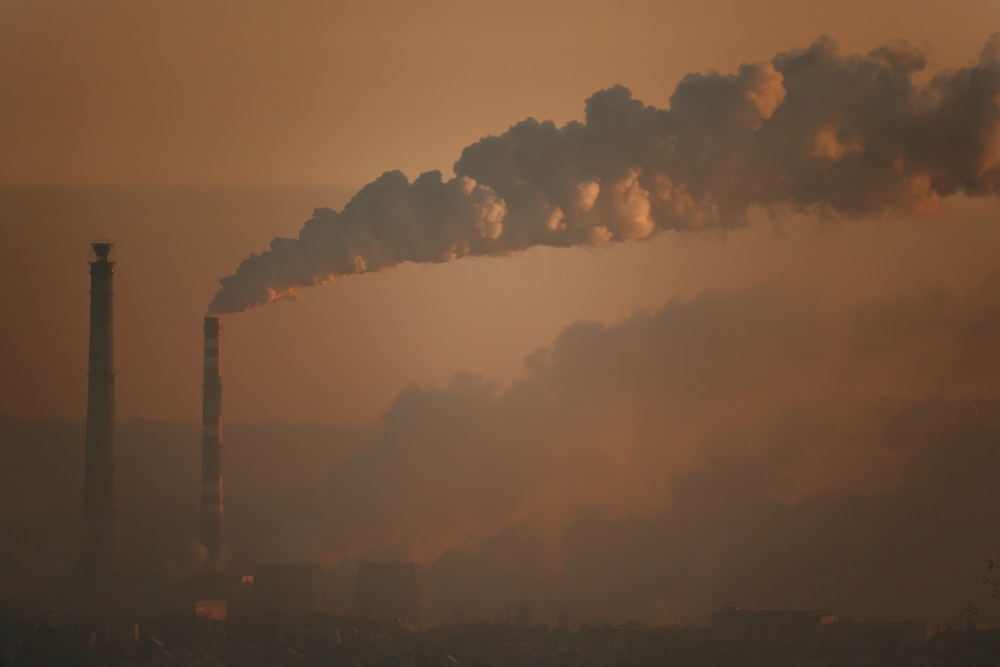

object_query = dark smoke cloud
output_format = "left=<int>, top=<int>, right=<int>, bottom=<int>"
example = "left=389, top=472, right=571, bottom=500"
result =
left=425, top=398, right=1000, bottom=624
left=269, top=273, right=1000, bottom=582
left=4, top=277, right=1000, bottom=620
left=210, top=35, right=1000, bottom=313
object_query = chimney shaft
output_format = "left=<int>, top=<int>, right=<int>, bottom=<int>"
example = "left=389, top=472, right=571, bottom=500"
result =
left=82, top=241, right=120, bottom=575
left=201, top=316, right=224, bottom=562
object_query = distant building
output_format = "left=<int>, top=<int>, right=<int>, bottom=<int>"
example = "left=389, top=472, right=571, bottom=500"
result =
left=194, top=599, right=228, bottom=621
left=252, top=564, right=326, bottom=615
left=711, top=607, right=840, bottom=646
left=354, top=561, right=430, bottom=629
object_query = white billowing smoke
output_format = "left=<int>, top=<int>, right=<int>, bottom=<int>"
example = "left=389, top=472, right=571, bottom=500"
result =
left=210, top=35, right=1000, bottom=314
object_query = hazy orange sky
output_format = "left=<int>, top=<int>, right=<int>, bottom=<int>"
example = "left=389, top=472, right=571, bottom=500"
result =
left=6, top=2, right=1000, bottom=625
left=2, top=0, right=1000, bottom=425
left=3, top=0, right=1000, bottom=187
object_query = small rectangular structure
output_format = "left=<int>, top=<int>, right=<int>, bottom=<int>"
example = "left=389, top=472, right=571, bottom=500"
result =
left=354, top=561, right=431, bottom=629
left=252, top=563, right=326, bottom=615
left=195, top=599, right=228, bottom=621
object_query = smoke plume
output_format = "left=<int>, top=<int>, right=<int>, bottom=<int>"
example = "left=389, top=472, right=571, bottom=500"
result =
left=210, top=35, right=1000, bottom=314
left=265, top=272, right=1000, bottom=577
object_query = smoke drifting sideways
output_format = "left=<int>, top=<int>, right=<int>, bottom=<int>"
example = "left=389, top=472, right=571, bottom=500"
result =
left=263, top=272, right=1000, bottom=571
left=210, top=34, right=1000, bottom=314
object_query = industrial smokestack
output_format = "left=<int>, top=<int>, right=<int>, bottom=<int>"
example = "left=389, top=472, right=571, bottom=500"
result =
left=82, top=240, right=120, bottom=575
left=200, top=316, right=225, bottom=565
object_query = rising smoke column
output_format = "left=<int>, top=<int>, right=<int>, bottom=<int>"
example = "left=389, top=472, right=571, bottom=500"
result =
left=209, top=35, right=1000, bottom=314
left=262, top=272, right=1000, bottom=572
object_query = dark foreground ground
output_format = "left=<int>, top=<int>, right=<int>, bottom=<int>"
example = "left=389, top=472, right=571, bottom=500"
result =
left=2, top=614, right=1000, bottom=666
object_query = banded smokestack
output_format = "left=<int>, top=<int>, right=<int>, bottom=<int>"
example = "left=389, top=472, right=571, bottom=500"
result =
left=82, top=241, right=120, bottom=575
left=201, top=316, right=224, bottom=564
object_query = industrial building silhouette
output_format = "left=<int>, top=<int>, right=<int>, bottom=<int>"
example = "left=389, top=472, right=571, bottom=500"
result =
left=354, top=561, right=431, bottom=629
left=70, top=241, right=427, bottom=621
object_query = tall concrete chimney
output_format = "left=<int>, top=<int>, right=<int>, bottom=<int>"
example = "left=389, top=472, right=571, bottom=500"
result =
left=201, top=316, right=224, bottom=564
left=82, top=241, right=120, bottom=575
